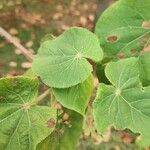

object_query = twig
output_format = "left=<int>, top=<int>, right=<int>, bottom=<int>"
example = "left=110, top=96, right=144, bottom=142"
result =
left=0, top=27, right=51, bottom=104
left=0, top=26, right=33, bottom=62
left=31, top=89, right=50, bottom=105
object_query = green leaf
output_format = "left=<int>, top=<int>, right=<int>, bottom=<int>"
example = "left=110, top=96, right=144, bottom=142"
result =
left=0, top=77, right=57, bottom=150
left=139, top=52, right=150, bottom=86
left=95, top=0, right=150, bottom=57
left=52, top=75, right=93, bottom=115
left=93, top=58, right=150, bottom=147
left=32, top=27, right=103, bottom=88
left=37, top=109, right=83, bottom=150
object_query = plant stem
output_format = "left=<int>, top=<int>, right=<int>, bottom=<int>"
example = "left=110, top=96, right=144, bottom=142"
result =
left=31, top=89, right=50, bottom=105
left=50, top=89, right=56, bottom=107
left=0, top=27, right=33, bottom=62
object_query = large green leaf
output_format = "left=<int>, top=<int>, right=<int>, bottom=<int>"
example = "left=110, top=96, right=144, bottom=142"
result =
left=37, top=109, right=83, bottom=150
left=93, top=58, right=150, bottom=147
left=95, top=0, right=150, bottom=57
left=139, top=52, right=150, bottom=86
left=52, top=75, right=93, bottom=115
left=32, top=27, right=103, bottom=88
left=0, top=77, right=57, bottom=150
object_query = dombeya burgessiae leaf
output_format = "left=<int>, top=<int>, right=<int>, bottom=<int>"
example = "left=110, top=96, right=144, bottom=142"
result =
left=32, top=27, right=103, bottom=88
left=95, top=0, right=150, bottom=57
left=37, top=109, right=83, bottom=150
left=52, top=75, right=93, bottom=115
left=93, top=58, right=150, bottom=147
left=139, top=52, right=150, bottom=86
left=0, top=77, right=57, bottom=150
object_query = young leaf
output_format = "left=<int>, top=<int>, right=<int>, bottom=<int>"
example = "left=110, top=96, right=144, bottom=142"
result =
left=93, top=58, right=150, bottom=147
left=32, top=27, right=103, bottom=88
left=37, top=109, right=83, bottom=150
left=0, top=77, right=57, bottom=150
left=52, top=75, right=93, bottom=115
left=139, top=52, right=150, bottom=86
left=95, top=0, right=150, bottom=57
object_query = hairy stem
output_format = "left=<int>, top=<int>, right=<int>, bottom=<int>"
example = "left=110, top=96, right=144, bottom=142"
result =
left=31, top=89, right=50, bottom=105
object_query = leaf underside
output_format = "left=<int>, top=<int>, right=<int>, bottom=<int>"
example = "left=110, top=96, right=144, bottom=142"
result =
left=52, top=75, right=93, bottom=115
left=32, top=27, right=103, bottom=88
left=0, top=77, right=56, bottom=150
left=95, top=0, right=150, bottom=57
left=93, top=58, right=150, bottom=147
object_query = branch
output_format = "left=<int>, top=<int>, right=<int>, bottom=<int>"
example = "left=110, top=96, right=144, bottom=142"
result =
left=0, top=27, right=33, bottom=62
left=0, top=27, right=52, bottom=104
left=31, top=89, right=50, bottom=105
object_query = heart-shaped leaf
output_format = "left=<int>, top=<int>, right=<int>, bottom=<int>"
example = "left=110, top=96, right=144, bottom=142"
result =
left=0, top=77, right=57, bottom=150
left=52, top=75, right=93, bottom=115
left=95, top=0, right=150, bottom=57
left=93, top=58, right=150, bottom=146
left=32, top=27, right=103, bottom=88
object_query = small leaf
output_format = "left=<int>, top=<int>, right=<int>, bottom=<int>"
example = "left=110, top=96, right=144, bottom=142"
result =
left=95, top=0, right=150, bottom=57
left=37, top=109, right=83, bottom=150
left=32, top=27, right=103, bottom=88
left=53, top=75, right=93, bottom=115
left=93, top=58, right=150, bottom=147
left=0, top=77, right=57, bottom=150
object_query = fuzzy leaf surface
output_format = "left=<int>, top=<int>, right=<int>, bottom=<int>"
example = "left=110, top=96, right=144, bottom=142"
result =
left=32, top=27, right=103, bottom=88
left=0, top=77, right=57, bottom=150
left=95, top=0, right=150, bottom=57
left=52, top=75, right=93, bottom=115
left=93, top=58, right=150, bottom=146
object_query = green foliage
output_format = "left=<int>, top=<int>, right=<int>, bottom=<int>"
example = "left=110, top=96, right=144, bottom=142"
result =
left=32, top=27, right=103, bottom=88
left=93, top=58, right=150, bottom=147
left=0, top=77, right=57, bottom=150
left=1, top=0, right=150, bottom=149
left=37, top=109, right=83, bottom=150
left=53, top=75, right=93, bottom=115
left=95, top=0, right=150, bottom=57
left=139, top=52, right=150, bottom=86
